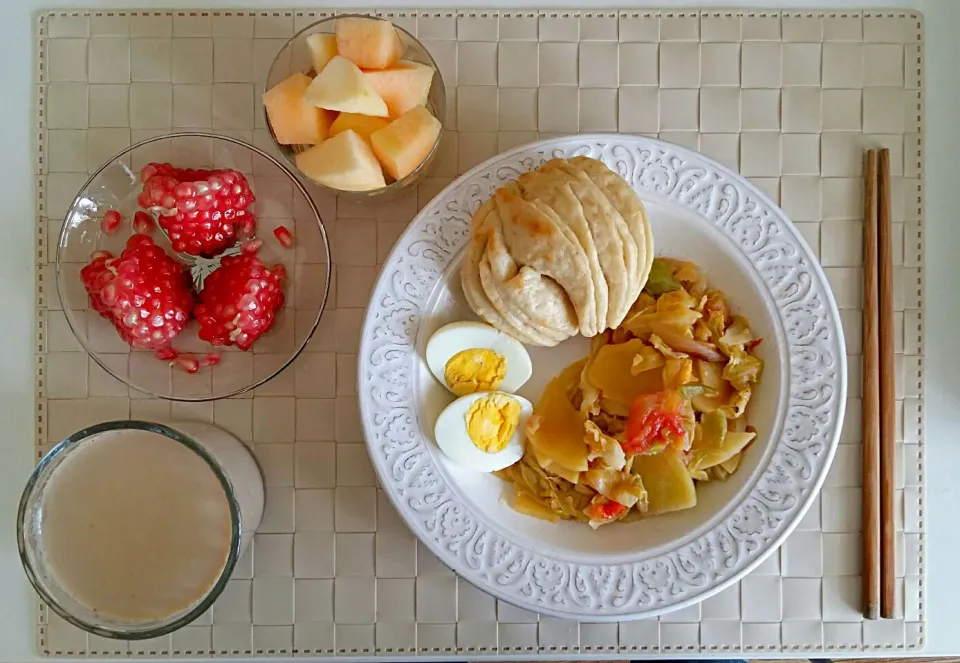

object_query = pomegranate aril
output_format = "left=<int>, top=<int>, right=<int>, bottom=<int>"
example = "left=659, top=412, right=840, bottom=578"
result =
left=140, top=164, right=159, bottom=182
left=133, top=211, right=155, bottom=235
left=273, top=225, right=295, bottom=248
left=174, top=353, right=200, bottom=373
left=241, top=239, right=263, bottom=256
left=101, top=210, right=122, bottom=234
left=239, top=218, right=256, bottom=239
left=201, top=352, right=221, bottom=367
left=154, top=346, right=178, bottom=361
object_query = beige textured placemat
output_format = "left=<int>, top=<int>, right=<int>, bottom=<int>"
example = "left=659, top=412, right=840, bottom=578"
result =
left=34, top=8, right=923, bottom=657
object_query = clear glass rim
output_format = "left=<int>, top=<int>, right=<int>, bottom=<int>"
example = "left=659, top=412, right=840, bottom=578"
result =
left=17, top=420, right=244, bottom=640
left=54, top=131, right=333, bottom=402
left=263, top=13, right=447, bottom=198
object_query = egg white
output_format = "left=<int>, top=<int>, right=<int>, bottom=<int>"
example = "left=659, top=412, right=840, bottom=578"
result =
left=434, top=392, right=533, bottom=472
left=425, top=321, right=533, bottom=395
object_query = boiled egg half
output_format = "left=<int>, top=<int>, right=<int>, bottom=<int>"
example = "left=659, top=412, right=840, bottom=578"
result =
left=434, top=391, right=533, bottom=472
left=426, top=321, right=532, bottom=396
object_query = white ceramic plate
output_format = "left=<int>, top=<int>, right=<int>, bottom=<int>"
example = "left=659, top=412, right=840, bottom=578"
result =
left=358, top=134, right=846, bottom=621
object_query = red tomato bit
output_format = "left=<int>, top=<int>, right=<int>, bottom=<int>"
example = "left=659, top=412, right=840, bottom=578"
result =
left=622, top=391, right=687, bottom=456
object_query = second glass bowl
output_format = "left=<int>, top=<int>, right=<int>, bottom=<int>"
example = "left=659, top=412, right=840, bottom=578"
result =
left=55, top=132, right=332, bottom=401
left=264, top=15, right=446, bottom=202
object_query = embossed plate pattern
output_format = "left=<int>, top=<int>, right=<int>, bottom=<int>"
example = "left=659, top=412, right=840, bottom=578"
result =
left=359, top=134, right=847, bottom=620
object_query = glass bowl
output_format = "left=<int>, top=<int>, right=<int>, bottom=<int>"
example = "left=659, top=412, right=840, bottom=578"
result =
left=264, top=14, right=446, bottom=202
left=55, top=132, right=332, bottom=402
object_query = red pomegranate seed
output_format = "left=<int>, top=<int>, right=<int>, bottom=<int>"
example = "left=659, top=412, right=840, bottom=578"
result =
left=174, top=353, right=200, bottom=373
left=273, top=225, right=294, bottom=248
left=133, top=211, right=155, bottom=235
left=239, top=218, right=257, bottom=239
left=154, top=346, right=178, bottom=361
left=140, top=164, right=159, bottom=182
left=241, top=239, right=263, bottom=256
left=101, top=210, right=122, bottom=235
left=90, top=250, right=112, bottom=261
left=201, top=352, right=221, bottom=367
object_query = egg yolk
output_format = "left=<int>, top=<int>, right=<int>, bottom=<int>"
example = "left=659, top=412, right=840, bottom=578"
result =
left=465, top=393, right=522, bottom=454
left=444, top=348, right=507, bottom=396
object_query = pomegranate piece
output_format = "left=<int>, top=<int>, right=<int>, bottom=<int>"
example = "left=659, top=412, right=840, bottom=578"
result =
left=101, top=210, right=122, bottom=234
left=273, top=225, right=295, bottom=248
left=133, top=211, right=155, bottom=235
left=200, top=352, right=221, bottom=367
left=174, top=353, right=200, bottom=374
left=194, top=254, right=285, bottom=351
left=241, top=238, right=263, bottom=256
left=137, top=162, right=257, bottom=257
left=80, top=235, right=194, bottom=351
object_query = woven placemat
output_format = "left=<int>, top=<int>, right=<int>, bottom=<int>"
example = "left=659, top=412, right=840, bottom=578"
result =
left=34, top=8, right=924, bottom=657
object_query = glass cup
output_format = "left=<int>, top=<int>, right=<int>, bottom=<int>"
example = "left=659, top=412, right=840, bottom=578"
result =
left=18, top=420, right=264, bottom=640
left=264, top=14, right=447, bottom=202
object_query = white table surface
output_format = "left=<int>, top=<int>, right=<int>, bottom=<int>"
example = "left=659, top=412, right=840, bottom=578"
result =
left=1, top=0, right=956, bottom=660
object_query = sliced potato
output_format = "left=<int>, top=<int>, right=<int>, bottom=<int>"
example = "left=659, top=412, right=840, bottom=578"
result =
left=527, top=363, right=589, bottom=472
left=586, top=338, right=664, bottom=406
left=719, top=452, right=742, bottom=474
left=688, top=409, right=755, bottom=471
left=513, top=491, right=559, bottom=523
left=632, top=448, right=697, bottom=516
left=692, top=359, right=733, bottom=412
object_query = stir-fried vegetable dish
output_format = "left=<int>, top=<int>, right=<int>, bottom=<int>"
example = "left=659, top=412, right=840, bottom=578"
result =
left=496, top=258, right=764, bottom=528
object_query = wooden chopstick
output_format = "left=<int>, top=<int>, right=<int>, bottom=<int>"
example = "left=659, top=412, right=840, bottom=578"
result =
left=877, top=148, right=897, bottom=618
left=861, top=149, right=880, bottom=620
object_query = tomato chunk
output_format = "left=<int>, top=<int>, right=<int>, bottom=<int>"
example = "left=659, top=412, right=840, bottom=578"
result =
left=584, top=498, right=627, bottom=524
left=623, top=391, right=687, bottom=456
left=745, top=337, right=764, bottom=352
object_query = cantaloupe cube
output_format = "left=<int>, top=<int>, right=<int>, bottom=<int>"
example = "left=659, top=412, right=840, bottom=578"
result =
left=295, top=130, right=387, bottom=191
left=303, top=56, right=389, bottom=117
left=329, top=113, right=391, bottom=143
left=370, top=106, right=442, bottom=181
left=335, top=17, right=404, bottom=70
left=263, top=73, right=334, bottom=145
left=364, top=60, right=435, bottom=117
left=305, top=33, right=338, bottom=73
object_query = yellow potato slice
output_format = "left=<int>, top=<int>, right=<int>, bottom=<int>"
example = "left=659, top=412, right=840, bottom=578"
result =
left=586, top=338, right=664, bottom=406
left=527, top=360, right=589, bottom=472
left=631, top=448, right=697, bottom=516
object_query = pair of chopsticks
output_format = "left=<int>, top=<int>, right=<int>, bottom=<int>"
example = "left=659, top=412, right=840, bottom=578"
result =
left=862, top=149, right=896, bottom=620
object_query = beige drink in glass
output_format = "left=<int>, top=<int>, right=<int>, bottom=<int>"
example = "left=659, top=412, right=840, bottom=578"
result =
left=18, top=421, right=264, bottom=639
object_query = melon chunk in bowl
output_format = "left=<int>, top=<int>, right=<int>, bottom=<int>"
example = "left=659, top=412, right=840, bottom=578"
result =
left=305, top=33, right=338, bottom=73
left=303, top=55, right=389, bottom=117
left=365, top=60, right=435, bottom=117
left=263, top=73, right=333, bottom=145
left=370, top=106, right=442, bottom=181
left=295, top=130, right=387, bottom=192
left=329, top=113, right=391, bottom=144
left=335, top=16, right=404, bottom=70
